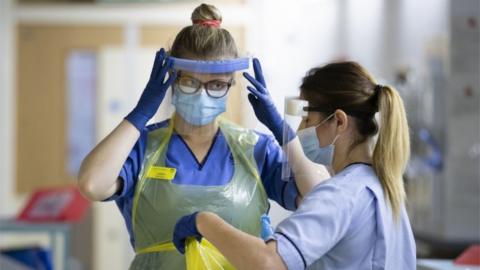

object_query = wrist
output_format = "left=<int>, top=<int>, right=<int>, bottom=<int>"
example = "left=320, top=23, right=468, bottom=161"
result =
left=125, top=110, right=150, bottom=131
left=273, top=120, right=296, bottom=146
left=196, top=211, right=214, bottom=235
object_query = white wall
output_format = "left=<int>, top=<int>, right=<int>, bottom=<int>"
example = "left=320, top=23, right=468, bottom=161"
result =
left=443, top=0, right=480, bottom=242
left=248, top=0, right=448, bottom=123
left=246, top=0, right=449, bottom=226
left=396, top=0, right=449, bottom=71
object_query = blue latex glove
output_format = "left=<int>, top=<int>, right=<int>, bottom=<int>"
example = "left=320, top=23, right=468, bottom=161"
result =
left=260, top=214, right=275, bottom=240
left=173, top=212, right=202, bottom=254
left=125, top=48, right=176, bottom=131
left=243, top=58, right=295, bottom=145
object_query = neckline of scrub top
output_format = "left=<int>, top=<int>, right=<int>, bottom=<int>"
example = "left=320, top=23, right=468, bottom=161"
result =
left=343, top=162, right=372, bottom=170
left=174, top=129, right=221, bottom=170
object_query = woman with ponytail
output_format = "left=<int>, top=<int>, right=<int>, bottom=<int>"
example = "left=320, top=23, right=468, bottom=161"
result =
left=173, top=61, right=416, bottom=269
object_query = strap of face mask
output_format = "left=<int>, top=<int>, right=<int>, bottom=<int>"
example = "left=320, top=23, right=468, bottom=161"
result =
left=315, top=113, right=340, bottom=146
left=331, top=134, right=340, bottom=145
left=315, top=113, right=335, bottom=128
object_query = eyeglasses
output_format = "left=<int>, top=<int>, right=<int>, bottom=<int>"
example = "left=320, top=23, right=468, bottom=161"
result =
left=175, top=75, right=233, bottom=98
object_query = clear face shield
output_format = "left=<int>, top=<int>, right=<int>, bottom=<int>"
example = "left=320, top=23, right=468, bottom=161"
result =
left=282, top=97, right=309, bottom=180
left=168, top=56, right=250, bottom=137
left=281, top=97, right=331, bottom=182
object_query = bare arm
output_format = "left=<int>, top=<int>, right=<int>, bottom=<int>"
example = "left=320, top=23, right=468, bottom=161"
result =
left=196, top=212, right=288, bottom=270
left=77, top=120, right=140, bottom=201
left=285, top=137, right=330, bottom=197
left=78, top=49, right=175, bottom=201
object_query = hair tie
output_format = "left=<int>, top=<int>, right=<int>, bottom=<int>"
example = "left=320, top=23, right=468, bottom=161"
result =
left=375, top=84, right=384, bottom=92
left=193, top=19, right=221, bottom=28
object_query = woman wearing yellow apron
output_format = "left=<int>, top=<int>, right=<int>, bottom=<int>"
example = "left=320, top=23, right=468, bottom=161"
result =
left=78, top=4, right=302, bottom=269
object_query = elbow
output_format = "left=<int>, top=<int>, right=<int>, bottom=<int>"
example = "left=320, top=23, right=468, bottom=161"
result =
left=253, top=246, right=287, bottom=270
left=77, top=170, right=105, bottom=201
left=77, top=173, right=97, bottom=201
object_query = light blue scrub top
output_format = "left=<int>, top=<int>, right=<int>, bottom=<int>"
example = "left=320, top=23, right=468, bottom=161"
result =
left=268, top=163, right=416, bottom=270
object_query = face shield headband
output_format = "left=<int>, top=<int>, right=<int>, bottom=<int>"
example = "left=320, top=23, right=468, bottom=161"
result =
left=169, top=57, right=250, bottom=74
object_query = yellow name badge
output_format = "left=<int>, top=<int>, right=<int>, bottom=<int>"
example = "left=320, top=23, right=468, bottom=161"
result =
left=146, top=166, right=177, bottom=181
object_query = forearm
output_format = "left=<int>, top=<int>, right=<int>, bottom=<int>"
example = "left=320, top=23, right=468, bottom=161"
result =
left=285, top=138, right=330, bottom=196
left=196, top=212, right=287, bottom=270
left=78, top=120, right=140, bottom=201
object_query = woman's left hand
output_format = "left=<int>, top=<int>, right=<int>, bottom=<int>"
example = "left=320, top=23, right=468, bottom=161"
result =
left=173, top=212, right=202, bottom=254
left=243, top=58, right=295, bottom=145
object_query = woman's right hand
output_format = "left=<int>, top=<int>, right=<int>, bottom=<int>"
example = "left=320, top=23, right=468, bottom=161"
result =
left=78, top=49, right=176, bottom=201
left=125, top=48, right=177, bottom=131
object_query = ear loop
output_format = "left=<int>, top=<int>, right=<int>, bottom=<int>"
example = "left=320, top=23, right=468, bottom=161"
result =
left=323, top=113, right=341, bottom=146
left=314, top=113, right=335, bottom=128
left=331, top=134, right=340, bottom=145
left=328, top=116, right=342, bottom=175
left=330, top=112, right=341, bottom=145
left=314, top=113, right=340, bottom=146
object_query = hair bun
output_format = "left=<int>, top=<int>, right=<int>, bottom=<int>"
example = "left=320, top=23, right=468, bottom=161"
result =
left=191, top=3, right=222, bottom=27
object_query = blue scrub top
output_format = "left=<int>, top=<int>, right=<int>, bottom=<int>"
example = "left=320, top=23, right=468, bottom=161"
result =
left=268, top=163, right=416, bottom=270
left=107, top=119, right=299, bottom=247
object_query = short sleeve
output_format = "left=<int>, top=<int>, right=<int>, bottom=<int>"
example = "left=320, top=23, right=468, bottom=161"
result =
left=103, top=128, right=148, bottom=201
left=268, top=182, right=354, bottom=269
left=254, top=133, right=299, bottom=210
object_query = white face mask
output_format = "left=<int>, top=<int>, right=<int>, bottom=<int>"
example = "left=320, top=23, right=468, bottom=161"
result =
left=297, top=114, right=339, bottom=166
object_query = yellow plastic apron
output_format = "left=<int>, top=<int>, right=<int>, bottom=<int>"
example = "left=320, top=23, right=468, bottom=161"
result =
left=129, top=117, right=269, bottom=269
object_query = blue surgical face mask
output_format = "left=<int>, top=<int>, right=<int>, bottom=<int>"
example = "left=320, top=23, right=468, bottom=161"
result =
left=171, top=85, right=227, bottom=126
left=297, top=114, right=339, bottom=166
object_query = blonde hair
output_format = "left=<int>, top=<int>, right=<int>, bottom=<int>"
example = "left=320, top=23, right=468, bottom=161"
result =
left=170, top=3, right=238, bottom=60
left=373, top=85, right=410, bottom=218
left=300, top=62, right=411, bottom=218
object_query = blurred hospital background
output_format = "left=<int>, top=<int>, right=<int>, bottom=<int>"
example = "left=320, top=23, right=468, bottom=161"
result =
left=0, top=0, right=479, bottom=269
